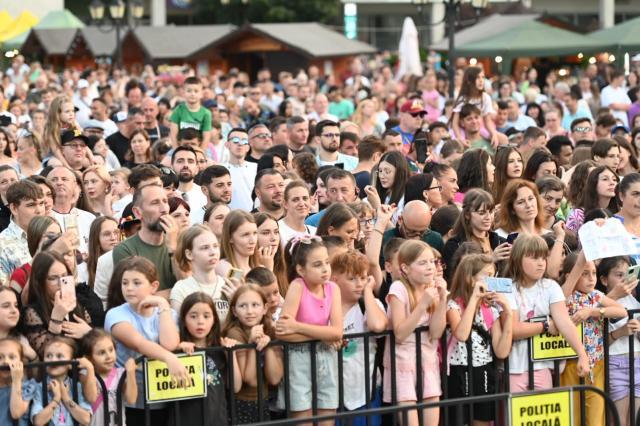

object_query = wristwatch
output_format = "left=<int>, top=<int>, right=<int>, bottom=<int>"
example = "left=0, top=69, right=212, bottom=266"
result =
left=542, top=320, right=550, bottom=333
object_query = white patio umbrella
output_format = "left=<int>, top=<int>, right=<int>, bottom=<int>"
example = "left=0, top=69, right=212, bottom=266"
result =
left=396, top=17, right=423, bottom=80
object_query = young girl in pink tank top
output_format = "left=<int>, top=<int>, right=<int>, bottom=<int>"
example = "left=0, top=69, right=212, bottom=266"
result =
left=276, top=236, right=343, bottom=426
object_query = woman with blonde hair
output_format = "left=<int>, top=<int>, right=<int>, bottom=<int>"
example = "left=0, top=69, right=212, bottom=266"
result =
left=352, top=99, right=384, bottom=137
left=82, top=165, right=113, bottom=216
left=15, top=130, right=43, bottom=176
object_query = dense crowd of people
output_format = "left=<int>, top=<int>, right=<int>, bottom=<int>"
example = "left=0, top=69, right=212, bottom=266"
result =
left=0, top=52, right=638, bottom=426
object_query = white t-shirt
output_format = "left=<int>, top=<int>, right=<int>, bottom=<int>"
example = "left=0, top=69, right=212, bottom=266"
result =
left=170, top=275, right=229, bottom=324
left=447, top=299, right=499, bottom=367
left=453, top=92, right=495, bottom=116
left=223, top=161, right=257, bottom=212
left=342, top=300, right=384, bottom=410
left=51, top=208, right=96, bottom=255
left=94, top=250, right=114, bottom=309
left=505, top=278, right=566, bottom=374
left=278, top=219, right=317, bottom=248
left=112, top=194, right=132, bottom=220
left=180, top=183, right=208, bottom=225
left=609, top=295, right=640, bottom=356
left=600, top=85, right=631, bottom=127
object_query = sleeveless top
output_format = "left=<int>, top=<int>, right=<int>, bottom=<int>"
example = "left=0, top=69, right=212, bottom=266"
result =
left=295, top=279, right=335, bottom=326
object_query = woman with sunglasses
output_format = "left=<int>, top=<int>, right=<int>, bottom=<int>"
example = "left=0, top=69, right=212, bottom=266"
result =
left=442, top=189, right=508, bottom=281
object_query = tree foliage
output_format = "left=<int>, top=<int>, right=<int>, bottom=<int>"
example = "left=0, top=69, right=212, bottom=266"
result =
left=191, top=0, right=340, bottom=25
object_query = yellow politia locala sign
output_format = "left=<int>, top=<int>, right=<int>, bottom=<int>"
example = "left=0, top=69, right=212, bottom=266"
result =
left=510, top=389, right=572, bottom=426
left=529, top=318, right=583, bottom=361
left=144, top=352, right=207, bottom=403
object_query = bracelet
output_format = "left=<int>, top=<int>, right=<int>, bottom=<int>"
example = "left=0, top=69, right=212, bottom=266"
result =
left=373, top=228, right=385, bottom=236
left=50, top=318, right=63, bottom=324
left=542, top=320, right=550, bottom=333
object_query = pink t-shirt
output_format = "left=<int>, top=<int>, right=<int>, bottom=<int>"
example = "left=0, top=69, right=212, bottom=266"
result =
left=295, top=279, right=336, bottom=326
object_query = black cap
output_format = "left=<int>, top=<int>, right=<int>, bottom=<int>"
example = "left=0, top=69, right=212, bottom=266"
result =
left=60, top=128, right=94, bottom=150
left=119, top=202, right=140, bottom=230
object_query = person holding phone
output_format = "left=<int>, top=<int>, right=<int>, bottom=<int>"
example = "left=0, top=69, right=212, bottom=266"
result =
left=23, top=251, right=92, bottom=358
left=373, top=151, right=410, bottom=225
left=442, top=189, right=508, bottom=281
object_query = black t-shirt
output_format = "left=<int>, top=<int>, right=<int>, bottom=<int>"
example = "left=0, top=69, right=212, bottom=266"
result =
left=106, top=131, right=131, bottom=165
left=145, top=125, right=170, bottom=142
left=354, top=170, right=371, bottom=198
left=0, top=201, right=10, bottom=233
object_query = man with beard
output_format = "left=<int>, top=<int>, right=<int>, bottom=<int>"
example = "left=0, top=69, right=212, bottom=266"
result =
left=315, top=120, right=358, bottom=171
left=192, top=165, right=232, bottom=225
left=253, top=169, right=285, bottom=219
left=171, top=146, right=207, bottom=225
left=113, top=184, right=182, bottom=295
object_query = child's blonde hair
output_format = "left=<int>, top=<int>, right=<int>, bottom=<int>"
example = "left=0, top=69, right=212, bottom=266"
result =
left=397, top=240, right=433, bottom=311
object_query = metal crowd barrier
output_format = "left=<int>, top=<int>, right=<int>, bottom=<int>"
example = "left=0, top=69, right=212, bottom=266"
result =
left=3, top=359, right=83, bottom=426
left=13, top=310, right=640, bottom=426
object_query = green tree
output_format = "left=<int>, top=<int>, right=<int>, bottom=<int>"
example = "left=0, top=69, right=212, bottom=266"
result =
left=192, top=0, right=340, bottom=25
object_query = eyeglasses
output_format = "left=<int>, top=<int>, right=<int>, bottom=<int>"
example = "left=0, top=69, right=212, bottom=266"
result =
left=573, top=126, right=592, bottom=133
left=321, top=133, right=341, bottom=139
left=428, top=185, right=442, bottom=192
left=229, top=137, right=249, bottom=145
left=400, top=221, right=427, bottom=238
left=360, top=218, right=374, bottom=227
left=251, top=133, right=272, bottom=140
left=64, top=143, right=86, bottom=150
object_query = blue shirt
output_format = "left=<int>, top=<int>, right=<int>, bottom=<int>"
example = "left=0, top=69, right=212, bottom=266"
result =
left=31, top=377, right=90, bottom=426
left=305, top=210, right=327, bottom=227
left=391, top=125, right=414, bottom=148
left=0, top=379, right=36, bottom=426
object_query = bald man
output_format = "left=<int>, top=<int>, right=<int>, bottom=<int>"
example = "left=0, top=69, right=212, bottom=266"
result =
left=379, top=200, right=444, bottom=266
left=142, top=97, right=170, bottom=142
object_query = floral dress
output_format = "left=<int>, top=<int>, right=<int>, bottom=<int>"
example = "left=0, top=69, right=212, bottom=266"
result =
left=566, top=290, right=604, bottom=381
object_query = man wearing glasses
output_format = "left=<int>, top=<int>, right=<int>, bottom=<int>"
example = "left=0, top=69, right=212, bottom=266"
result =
left=315, top=120, right=358, bottom=171
left=570, top=118, right=595, bottom=146
left=379, top=200, right=444, bottom=266
left=223, top=128, right=256, bottom=212
left=391, top=99, right=426, bottom=155
left=59, top=129, right=96, bottom=172
left=246, top=124, right=273, bottom=163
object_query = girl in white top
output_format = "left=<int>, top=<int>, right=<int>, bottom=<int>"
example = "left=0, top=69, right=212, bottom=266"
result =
left=505, top=234, right=589, bottom=392
left=597, top=256, right=640, bottom=426
left=278, top=180, right=317, bottom=247
left=171, top=225, right=229, bottom=322
left=451, top=66, right=501, bottom=148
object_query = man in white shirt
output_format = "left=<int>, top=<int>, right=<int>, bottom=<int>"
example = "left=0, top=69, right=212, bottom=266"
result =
left=223, top=128, right=257, bottom=212
left=315, top=120, right=358, bottom=171
left=47, top=166, right=96, bottom=255
left=90, top=98, right=118, bottom=137
left=601, top=71, right=632, bottom=127
left=307, top=94, right=338, bottom=123
left=171, top=146, right=208, bottom=225
left=506, top=99, right=537, bottom=131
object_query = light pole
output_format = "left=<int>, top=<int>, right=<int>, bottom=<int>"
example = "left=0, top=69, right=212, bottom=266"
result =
left=413, top=0, right=489, bottom=98
left=89, top=0, right=145, bottom=68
